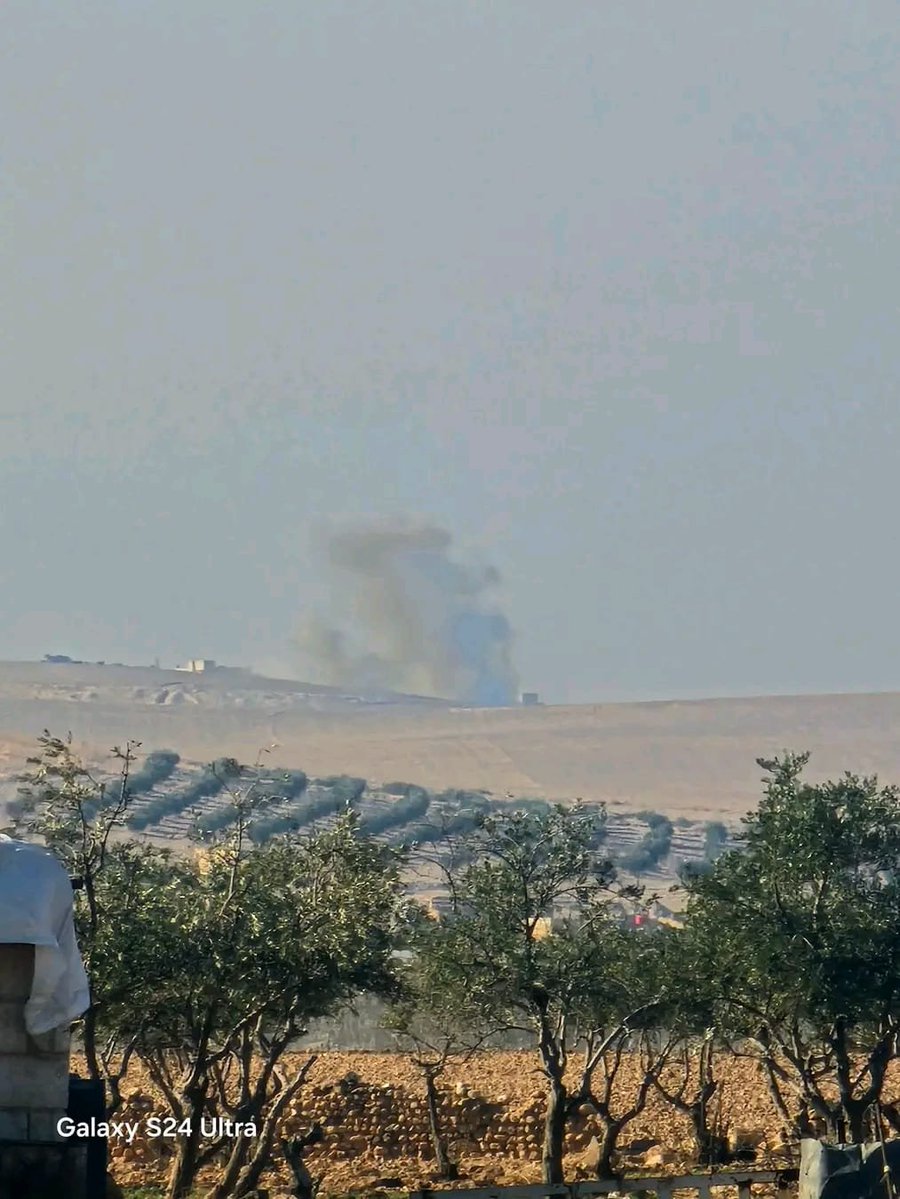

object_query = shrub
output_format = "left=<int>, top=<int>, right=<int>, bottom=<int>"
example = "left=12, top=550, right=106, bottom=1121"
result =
left=360, top=786, right=430, bottom=836
left=704, top=820, right=729, bottom=859
left=619, top=814, right=673, bottom=875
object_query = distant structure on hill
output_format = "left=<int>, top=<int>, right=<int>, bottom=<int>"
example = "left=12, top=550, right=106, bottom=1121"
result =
left=175, top=658, right=217, bottom=673
left=43, top=654, right=108, bottom=665
left=519, top=691, right=541, bottom=706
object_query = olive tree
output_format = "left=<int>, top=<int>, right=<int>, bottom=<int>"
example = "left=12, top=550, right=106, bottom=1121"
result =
left=685, top=752, right=900, bottom=1144
left=650, top=925, right=727, bottom=1165
left=384, top=904, right=499, bottom=1179
left=128, top=806, right=408, bottom=1199
left=12, top=731, right=170, bottom=1105
left=425, top=804, right=667, bottom=1183
left=13, top=733, right=409, bottom=1199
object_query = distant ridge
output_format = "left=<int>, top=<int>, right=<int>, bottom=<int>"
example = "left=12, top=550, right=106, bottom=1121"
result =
left=2, top=662, right=900, bottom=821
left=0, top=659, right=453, bottom=705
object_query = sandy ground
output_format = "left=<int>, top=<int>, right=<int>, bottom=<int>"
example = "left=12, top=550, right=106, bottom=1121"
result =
left=3, top=662, right=900, bottom=819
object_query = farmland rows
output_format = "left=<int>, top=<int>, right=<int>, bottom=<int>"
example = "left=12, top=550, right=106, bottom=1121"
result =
left=0, top=752, right=736, bottom=873
left=89, top=752, right=733, bottom=877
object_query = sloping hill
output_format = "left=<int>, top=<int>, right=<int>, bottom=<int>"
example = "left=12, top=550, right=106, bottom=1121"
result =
left=2, top=662, right=900, bottom=820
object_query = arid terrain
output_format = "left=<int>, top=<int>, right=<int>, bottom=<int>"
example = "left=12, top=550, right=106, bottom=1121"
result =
left=11, top=664, right=900, bottom=1195
left=98, top=1049, right=818, bottom=1195
left=4, top=661, right=900, bottom=822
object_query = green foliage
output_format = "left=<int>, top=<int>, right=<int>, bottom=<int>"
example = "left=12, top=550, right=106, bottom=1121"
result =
left=360, top=786, right=430, bottom=836
left=633, top=808, right=668, bottom=826
left=416, top=803, right=662, bottom=1182
left=389, top=792, right=491, bottom=847
left=430, top=805, right=620, bottom=1024
left=435, top=787, right=491, bottom=806
left=685, top=751, right=900, bottom=1141
left=385, top=902, right=497, bottom=1056
left=11, top=733, right=173, bottom=1107
left=318, top=774, right=367, bottom=804
left=123, top=749, right=181, bottom=796
left=192, top=769, right=308, bottom=838
left=79, top=749, right=180, bottom=822
left=31, top=728, right=900, bottom=1175
left=13, top=731, right=136, bottom=868
left=126, top=758, right=241, bottom=830
left=135, top=809, right=407, bottom=1197
left=247, top=782, right=347, bottom=843
left=702, top=820, right=728, bottom=859
left=12, top=734, right=409, bottom=1197
left=129, top=811, right=406, bottom=1045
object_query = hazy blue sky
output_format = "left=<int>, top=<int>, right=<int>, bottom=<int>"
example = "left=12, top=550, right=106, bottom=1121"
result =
left=1, top=2, right=898, bottom=704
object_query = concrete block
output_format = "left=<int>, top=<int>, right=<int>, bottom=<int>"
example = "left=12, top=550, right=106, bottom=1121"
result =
left=0, top=1054, right=69, bottom=1109
left=0, top=1109, right=28, bottom=1140
left=0, top=1003, right=27, bottom=1055
left=27, top=1109, right=64, bottom=1142
left=0, top=946, right=34, bottom=1001
left=26, top=1026, right=70, bottom=1056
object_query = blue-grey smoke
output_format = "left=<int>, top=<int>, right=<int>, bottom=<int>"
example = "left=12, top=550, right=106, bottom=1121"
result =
left=297, top=519, right=519, bottom=706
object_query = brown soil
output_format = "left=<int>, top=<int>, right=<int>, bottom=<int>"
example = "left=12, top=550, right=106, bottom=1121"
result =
left=6, top=670, right=900, bottom=822
left=93, top=1049, right=826, bottom=1195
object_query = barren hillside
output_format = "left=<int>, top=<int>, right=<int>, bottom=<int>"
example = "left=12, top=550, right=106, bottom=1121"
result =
left=3, top=661, right=900, bottom=821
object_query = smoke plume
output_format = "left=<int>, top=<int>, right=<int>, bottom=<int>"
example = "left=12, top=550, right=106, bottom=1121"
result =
left=296, top=519, right=519, bottom=706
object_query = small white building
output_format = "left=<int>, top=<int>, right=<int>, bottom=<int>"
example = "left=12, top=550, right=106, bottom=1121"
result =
left=175, top=658, right=217, bottom=673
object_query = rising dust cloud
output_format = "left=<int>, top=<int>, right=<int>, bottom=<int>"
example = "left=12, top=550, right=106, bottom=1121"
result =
left=296, top=520, right=519, bottom=706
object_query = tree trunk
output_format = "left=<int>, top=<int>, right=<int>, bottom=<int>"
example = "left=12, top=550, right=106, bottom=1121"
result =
left=424, top=1068, right=457, bottom=1180
left=691, top=1103, right=728, bottom=1167
left=208, top=1050, right=318, bottom=1199
left=282, top=1127, right=324, bottom=1199
left=82, top=1003, right=101, bottom=1084
left=209, top=1132, right=252, bottom=1199
left=165, top=1085, right=208, bottom=1199
left=833, top=1019, right=871, bottom=1143
left=596, top=1119, right=625, bottom=1179
left=656, top=1047, right=723, bottom=1166
left=542, top=1076, right=567, bottom=1185
left=842, top=1100, right=868, bottom=1146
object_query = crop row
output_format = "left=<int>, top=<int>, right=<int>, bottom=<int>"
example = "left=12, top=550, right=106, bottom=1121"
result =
left=127, top=758, right=239, bottom=830
left=117, top=758, right=729, bottom=868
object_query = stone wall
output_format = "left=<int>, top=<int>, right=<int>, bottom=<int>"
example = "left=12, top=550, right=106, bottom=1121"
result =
left=295, top=1077, right=596, bottom=1163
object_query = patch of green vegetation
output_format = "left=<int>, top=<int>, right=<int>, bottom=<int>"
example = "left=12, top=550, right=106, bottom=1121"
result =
left=703, top=819, right=729, bottom=859
left=128, top=757, right=240, bottom=829
left=360, top=785, right=430, bottom=835
left=318, top=774, right=367, bottom=803
left=619, top=813, right=674, bottom=874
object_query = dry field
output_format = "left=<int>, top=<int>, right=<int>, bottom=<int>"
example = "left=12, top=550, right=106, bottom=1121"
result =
left=96, top=1048, right=845, bottom=1195
left=4, top=662, right=900, bottom=821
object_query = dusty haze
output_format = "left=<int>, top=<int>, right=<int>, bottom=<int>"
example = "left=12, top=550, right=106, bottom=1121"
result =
left=2, top=4, right=899, bottom=703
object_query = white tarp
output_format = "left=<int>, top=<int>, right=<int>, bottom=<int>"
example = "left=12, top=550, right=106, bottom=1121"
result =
left=0, top=835, right=90, bottom=1035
